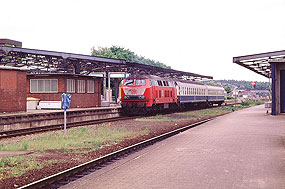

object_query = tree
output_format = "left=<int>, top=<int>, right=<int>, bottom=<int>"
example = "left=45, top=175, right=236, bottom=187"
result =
left=91, top=45, right=171, bottom=69
left=91, top=46, right=136, bottom=62
left=224, top=86, right=232, bottom=94
left=213, top=80, right=269, bottom=90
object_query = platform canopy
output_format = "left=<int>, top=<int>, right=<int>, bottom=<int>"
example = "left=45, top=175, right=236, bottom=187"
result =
left=0, top=43, right=212, bottom=80
left=233, top=50, right=285, bottom=78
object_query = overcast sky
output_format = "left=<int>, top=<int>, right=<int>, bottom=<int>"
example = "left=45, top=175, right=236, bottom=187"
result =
left=2, top=0, right=285, bottom=82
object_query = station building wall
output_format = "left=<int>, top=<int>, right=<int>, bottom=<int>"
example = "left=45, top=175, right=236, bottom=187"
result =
left=0, top=67, right=27, bottom=112
left=27, top=74, right=101, bottom=108
left=272, top=63, right=285, bottom=115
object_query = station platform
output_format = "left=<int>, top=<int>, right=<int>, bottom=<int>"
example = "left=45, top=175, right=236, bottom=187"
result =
left=0, top=105, right=121, bottom=132
left=60, top=105, right=285, bottom=189
left=0, top=105, right=121, bottom=117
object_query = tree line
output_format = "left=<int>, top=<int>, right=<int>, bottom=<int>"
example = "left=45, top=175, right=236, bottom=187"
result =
left=91, top=46, right=270, bottom=92
left=213, top=80, right=270, bottom=90
left=91, top=46, right=171, bottom=69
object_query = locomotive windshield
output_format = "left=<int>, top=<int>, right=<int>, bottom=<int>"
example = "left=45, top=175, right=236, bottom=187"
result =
left=124, top=79, right=134, bottom=86
left=135, top=79, right=146, bottom=86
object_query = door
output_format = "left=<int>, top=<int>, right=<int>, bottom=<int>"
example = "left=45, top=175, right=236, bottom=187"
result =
left=280, top=70, right=285, bottom=113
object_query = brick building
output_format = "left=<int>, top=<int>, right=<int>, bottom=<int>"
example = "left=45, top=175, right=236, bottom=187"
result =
left=27, top=73, right=101, bottom=108
left=0, top=66, right=27, bottom=112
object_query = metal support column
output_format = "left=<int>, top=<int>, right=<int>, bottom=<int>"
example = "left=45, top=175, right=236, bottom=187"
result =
left=271, top=63, right=276, bottom=115
left=108, top=72, right=111, bottom=103
left=103, top=72, right=106, bottom=101
left=114, top=79, right=119, bottom=103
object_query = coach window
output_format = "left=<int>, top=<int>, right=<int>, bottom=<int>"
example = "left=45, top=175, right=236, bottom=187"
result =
left=135, top=79, right=146, bottom=86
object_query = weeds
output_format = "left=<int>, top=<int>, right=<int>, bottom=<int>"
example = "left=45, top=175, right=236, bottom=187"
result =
left=0, top=125, right=149, bottom=152
left=241, top=100, right=264, bottom=107
left=0, top=155, right=54, bottom=180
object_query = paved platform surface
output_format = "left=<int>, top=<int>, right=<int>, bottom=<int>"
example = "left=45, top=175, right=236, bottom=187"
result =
left=60, top=105, right=285, bottom=189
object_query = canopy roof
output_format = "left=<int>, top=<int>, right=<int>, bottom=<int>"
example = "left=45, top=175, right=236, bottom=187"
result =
left=0, top=45, right=212, bottom=80
left=233, top=50, right=285, bottom=78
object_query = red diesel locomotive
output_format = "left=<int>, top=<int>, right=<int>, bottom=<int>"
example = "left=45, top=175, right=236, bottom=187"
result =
left=121, top=74, right=225, bottom=115
left=121, top=74, right=177, bottom=114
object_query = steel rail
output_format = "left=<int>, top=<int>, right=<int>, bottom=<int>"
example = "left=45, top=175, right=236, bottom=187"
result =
left=0, top=115, right=141, bottom=139
left=18, top=118, right=212, bottom=189
left=0, top=101, right=236, bottom=139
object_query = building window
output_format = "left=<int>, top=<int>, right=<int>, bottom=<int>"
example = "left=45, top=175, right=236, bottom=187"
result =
left=30, top=79, right=58, bottom=93
left=77, top=80, right=85, bottom=93
left=67, top=79, right=75, bottom=93
left=87, top=80, right=95, bottom=93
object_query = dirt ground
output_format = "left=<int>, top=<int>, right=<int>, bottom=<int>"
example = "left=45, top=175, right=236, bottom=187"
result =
left=0, top=111, right=219, bottom=188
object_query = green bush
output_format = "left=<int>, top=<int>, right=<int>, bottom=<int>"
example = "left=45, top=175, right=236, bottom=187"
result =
left=241, top=101, right=254, bottom=106
left=254, top=100, right=265, bottom=105
left=226, top=96, right=235, bottom=100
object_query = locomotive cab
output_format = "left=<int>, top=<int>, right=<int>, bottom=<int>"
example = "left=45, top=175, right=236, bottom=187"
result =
left=121, top=75, right=152, bottom=114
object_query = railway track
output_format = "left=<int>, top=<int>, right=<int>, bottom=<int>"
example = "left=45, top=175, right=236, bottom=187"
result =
left=18, top=118, right=213, bottom=189
left=0, top=115, right=142, bottom=139
left=0, top=100, right=238, bottom=140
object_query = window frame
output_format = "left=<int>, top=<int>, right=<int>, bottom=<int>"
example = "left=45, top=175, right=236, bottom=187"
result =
left=87, top=80, right=95, bottom=93
left=77, top=80, right=86, bottom=93
left=66, top=79, right=76, bottom=93
left=30, top=79, right=58, bottom=93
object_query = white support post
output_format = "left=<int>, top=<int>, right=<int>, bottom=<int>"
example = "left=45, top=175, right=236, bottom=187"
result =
left=64, top=108, right=67, bottom=136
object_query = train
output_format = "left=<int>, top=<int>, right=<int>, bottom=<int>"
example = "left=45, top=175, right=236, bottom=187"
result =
left=121, top=74, right=225, bottom=115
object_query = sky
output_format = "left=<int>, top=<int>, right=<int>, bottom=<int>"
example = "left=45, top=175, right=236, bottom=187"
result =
left=2, top=0, right=285, bottom=82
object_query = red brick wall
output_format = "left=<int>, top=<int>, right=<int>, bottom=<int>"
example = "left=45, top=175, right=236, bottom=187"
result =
left=27, top=75, right=101, bottom=108
left=0, top=69, right=27, bottom=112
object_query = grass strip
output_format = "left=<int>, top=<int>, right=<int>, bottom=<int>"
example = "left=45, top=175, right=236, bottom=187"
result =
left=0, top=155, right=56, bottom=180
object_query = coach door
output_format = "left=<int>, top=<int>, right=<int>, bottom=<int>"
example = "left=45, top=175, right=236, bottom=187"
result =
left=280, top=70, right=285, bottom=113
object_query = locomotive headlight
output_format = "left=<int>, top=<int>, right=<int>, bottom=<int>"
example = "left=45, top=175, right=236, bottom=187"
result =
left=124, top=96, right=130, bottom=99
left=138, top=96, right=145, bottom=99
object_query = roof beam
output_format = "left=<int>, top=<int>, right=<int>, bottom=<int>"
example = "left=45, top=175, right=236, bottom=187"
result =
left=233, top=50, right=285, bottom=63
left=0, top=46, right=125, bottom=64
